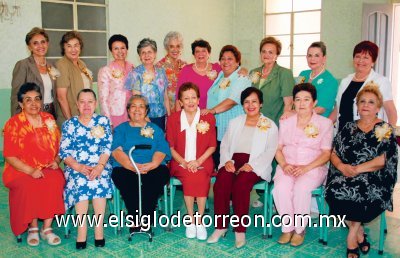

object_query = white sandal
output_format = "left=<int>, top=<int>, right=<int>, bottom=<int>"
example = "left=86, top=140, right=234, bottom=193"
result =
left=40, top=228, right=61, bottom=246
left=27, top=227, right=40, bottom=247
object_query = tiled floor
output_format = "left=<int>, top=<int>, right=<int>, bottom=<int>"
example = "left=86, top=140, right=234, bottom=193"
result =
left=0, top=164, right=399, bottom=257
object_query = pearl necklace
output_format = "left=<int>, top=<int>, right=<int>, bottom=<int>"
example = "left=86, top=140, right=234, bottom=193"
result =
left=34, top=56, right=47, bottom=67
left=309, top=68, right=325, bottom=80
left=353, top=73, right=369, bottom=82
left=194, top=62, right=209, bottom=72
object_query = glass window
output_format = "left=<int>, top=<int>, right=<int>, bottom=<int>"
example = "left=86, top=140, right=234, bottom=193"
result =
left=41, top=2, right=73, bottom=30
left=266, top=0, right=292, bottom=14
left=77, top=5, right=106, bottom=31
left=265, top=14, right=291, bottom=35
left=294, top=11, right=321, bottom=34
left=293, top=0, right=321, bottom=12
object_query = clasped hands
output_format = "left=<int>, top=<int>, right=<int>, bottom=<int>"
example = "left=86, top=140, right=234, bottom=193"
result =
left=73, top=162, right=104, bottom=180
left=224, top=161, right=253, bottom=174
left=282, top=164, right=310, bottom=177
left=30, top=160, right=59, bottom=179
left=337, top=163, right=360, bottom=178
left=180, top=160, right=202, bottom=173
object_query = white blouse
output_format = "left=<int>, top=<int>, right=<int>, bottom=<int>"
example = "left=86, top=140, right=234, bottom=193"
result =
left=181, top=108, right=200, bottom=161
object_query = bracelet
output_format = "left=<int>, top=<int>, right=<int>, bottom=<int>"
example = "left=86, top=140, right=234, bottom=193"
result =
left=98, top=163, right=105, bottom=167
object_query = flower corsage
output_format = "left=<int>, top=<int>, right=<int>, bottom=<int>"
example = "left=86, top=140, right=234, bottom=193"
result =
left=304, top=123, right=319, bottom=138
left=249, top=71, right=261, bottom=84
left=91, top=125, right=105, bottom=138
left=47, top=66, right=61, bottom=80
left=206, top=70, right=218, bottom=80
left=256, top=117, right=271, bottom=131
left=112, top=69, right=124, bottom=79
left=219, top=78, right=230, bottom=89
left=316, top=78, right=324, bottom=85
left=143, top=71, right=155, bottom=84
left=44, top=119, right=57, bottom=132
left=140, top=126, right=154, bottom=139
left=196, top=120, right=210, bottom=134
left=374, top=123, right=392, bottom=142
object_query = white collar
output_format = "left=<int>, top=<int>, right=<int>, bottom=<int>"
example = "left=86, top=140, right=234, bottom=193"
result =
left=180, top=108, right=201, bottom=132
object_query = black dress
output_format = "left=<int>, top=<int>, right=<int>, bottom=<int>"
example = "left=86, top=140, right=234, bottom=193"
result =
left=325, top=121, right=398, bottom=223
left=338, top=81, right=364, bottom=131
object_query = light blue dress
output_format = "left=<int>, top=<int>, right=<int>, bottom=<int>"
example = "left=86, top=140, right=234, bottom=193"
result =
left=207, top=68, right=251, bottom=141
left=60, top=114, right=113, bottom=209
left=124, top=64, right=168, bottom=118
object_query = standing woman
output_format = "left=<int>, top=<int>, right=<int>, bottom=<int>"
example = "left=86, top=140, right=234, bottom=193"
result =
left=249, top=37, right=295, bottom=125
left=125, top=38, right=170, bottom=131
left=166, top=82, right=216, bottom=240
left=156, top=31, right=187, bottom=113
left=177, top=39, right=221, bottom=111
left=11, top=27, right=59, bottom=117
left=59, top=89, right=113, bottom=249
left=330, top=41, right=397, bottom=130
left=98, top=34, right=134, bottom=128
left=298, top=42, right=338, bottom=117
left=56, top=31, right=93, bottom=126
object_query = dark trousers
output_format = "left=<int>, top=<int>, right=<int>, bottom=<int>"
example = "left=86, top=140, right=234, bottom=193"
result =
left=150, top=115, right=166, bottom=132
left=213, top=153, right=261, bottom=232
left=112, top=165, right=170, bottom=221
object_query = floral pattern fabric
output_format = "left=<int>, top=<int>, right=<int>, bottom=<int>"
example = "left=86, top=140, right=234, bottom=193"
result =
left=124, top=64, right=168, bottom=118
left=59, top=114, right=113, bottom=209
left=325, top=121, right=398, bottom=223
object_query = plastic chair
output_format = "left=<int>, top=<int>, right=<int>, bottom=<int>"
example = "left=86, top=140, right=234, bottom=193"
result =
left=268, top=184, right=327, bottom=243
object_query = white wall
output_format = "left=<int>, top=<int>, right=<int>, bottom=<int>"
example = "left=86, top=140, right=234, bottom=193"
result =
left=108, top=0, right=234, bottom=66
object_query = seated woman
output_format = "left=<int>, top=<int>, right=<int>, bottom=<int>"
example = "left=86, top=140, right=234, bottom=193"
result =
left=325, top=84, right=398, bottom=258
left=166, top=82, right=216, bottom=240
left=111, top=95, right=170, bottom=233
left=3, top=83, right=65, bottom=246
left=59, top=89, right=113, bottom=249
left=272, top=83, right=333, bottom=247
left=207, top=87, right=278, bottom=248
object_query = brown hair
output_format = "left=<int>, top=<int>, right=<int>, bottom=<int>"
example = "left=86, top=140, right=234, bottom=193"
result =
left=353, top=41, right=379, bottom=62
left=60, top=31, right=84, bottom=56
left=25, top=27, right=49, bottom=45
left=178, top=82, right=200, bottom=100
left=219, top=45, right=242, bottom=66
left=259, top=36, right=282, bottom=55
left=356, top=81, right=383, bottom=108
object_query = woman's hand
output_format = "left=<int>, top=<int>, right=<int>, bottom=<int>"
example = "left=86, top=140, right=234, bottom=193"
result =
left=138, top=162, right=158, bottom=174
left=237, top=67, right=249, bottom=77
left=46, top=160, right=59, bottom=169
left=224, top=161, right=236, bottom=173
left=30, top=168, right=44, bottom=179
left=280, top=110, right=296, bottom=120
left=337, top=163, right=358, bottom=177
left=187, top=160, right=201, bottom=173
left=88, top=164, right=103, bottom=181
left=292, top=165, right=310, bottom=177
left=238, top=163, right=253, bottom=172
left=73, top=163, right=93, bottom=176
left=200, top=108, right=216, bottom=116
left=282, top=164, right=296, bottom=175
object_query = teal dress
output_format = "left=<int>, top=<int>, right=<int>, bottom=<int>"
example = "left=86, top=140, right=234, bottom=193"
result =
left=298, top=69, right=338, bottom=117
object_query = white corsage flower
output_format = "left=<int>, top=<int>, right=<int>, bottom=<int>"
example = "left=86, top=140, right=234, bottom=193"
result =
left=206, top=70, right=218, bottom=80
left=44, top=119, right=56, bottom=132
left=304, top=123, right=319, bottom=138
left=375, top=123, right=392, bottom=142
left=140, top=126, right=154, bottom=139
left=112, top=69, right=124, bottom=79
left=47, top=66, right=61, bottom=80
left=256, top=117, right=271, bottom=132
left=316, top=78, right=324, bottom=84
left=249, top=71, right=261, bottom=84
left=90, top=125, right=105, bottom=139
left=219, top=78, right=230, bottom=89
left=143, top=71, right=155, bottom=84
left=196, top=120, right=210, bottom=134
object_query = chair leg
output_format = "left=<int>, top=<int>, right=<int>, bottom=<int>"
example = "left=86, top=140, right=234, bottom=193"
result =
left=379, top=212, right=386, bottom=255
left=262, top=183, right=268, bottom=239
left=323, top=204, right=329, bottom=245
left=163, top=185, right=168, bottom=217
left=267, top=187, right=273, bottom=238
left=64, top=209, right=71, bottom=239
left=315, top=195, right=324, bottom=244
left=16, top=235, right=22, bottom=243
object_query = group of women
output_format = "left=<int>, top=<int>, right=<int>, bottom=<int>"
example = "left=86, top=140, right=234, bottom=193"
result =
left=3, top=27, right=398, bottom=257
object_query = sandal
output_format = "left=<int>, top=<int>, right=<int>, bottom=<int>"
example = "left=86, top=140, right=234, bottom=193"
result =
left=40, top=227, right=61, bottom=246
left=347, top=247, right=360, bottom=258
left=358, top=233, right=371, bottom=254
left=27, top=227, right=40, bottom=247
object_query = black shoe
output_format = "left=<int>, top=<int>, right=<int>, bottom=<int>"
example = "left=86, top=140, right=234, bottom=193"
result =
left=346, top=247, right=360, bottom=258
left=129, top=226, right=141, bottom=234
left=358, top=233, right=370, bottom=254
left=94, top=238, right=105, bottom=247
left=76, top=241, right=87, bottom=250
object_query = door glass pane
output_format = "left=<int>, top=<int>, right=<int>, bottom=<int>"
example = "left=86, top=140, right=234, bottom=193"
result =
left=266, top=0, right=292, bottom=13
left=293, top=0, right=321, bottom=12
left=46, top=30, right=68, bottom=57
left=80, top=32, right=107, bottom=56
left=77, top=5, right=106, bottom=31
left=42, top=2, right=73, bottom=30
left=270, top=35, right=291, bottom=56
left=277, top=56, right=291, bottom=70
left=293, top=56, right=309, bottom=76
left=266, top=14, right=291, bottom=35
left=293, top=34, right=320, bottom=55
left=77, top=0, right=105, bottom=3
left=294, top=11, right=321, bottom=34
left=80, top=58, right=107, bottom=82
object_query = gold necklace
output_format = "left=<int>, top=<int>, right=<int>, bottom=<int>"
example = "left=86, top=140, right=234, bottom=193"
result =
left=194, top=62, right=208, bottom=72
left=353, top=73, right=369, bottom=81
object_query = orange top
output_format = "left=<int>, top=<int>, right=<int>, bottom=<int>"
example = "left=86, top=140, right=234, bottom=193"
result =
left=2, top=112, right=60, bottom=187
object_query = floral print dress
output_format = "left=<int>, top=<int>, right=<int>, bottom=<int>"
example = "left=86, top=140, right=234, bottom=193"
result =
left=325, top=121, right=398, bottom=223
left=60, top=114, right=113, bottom=209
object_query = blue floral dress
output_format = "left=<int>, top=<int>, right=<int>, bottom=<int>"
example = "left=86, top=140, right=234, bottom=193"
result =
left=60, top=114, right=113, bottom=209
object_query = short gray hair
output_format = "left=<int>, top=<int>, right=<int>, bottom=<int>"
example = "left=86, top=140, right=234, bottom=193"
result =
left=163, top=31, right=183, bottom=50
left=137, top=38, right=157, bottom=54
left=126, top=95, right=150, bottom=119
